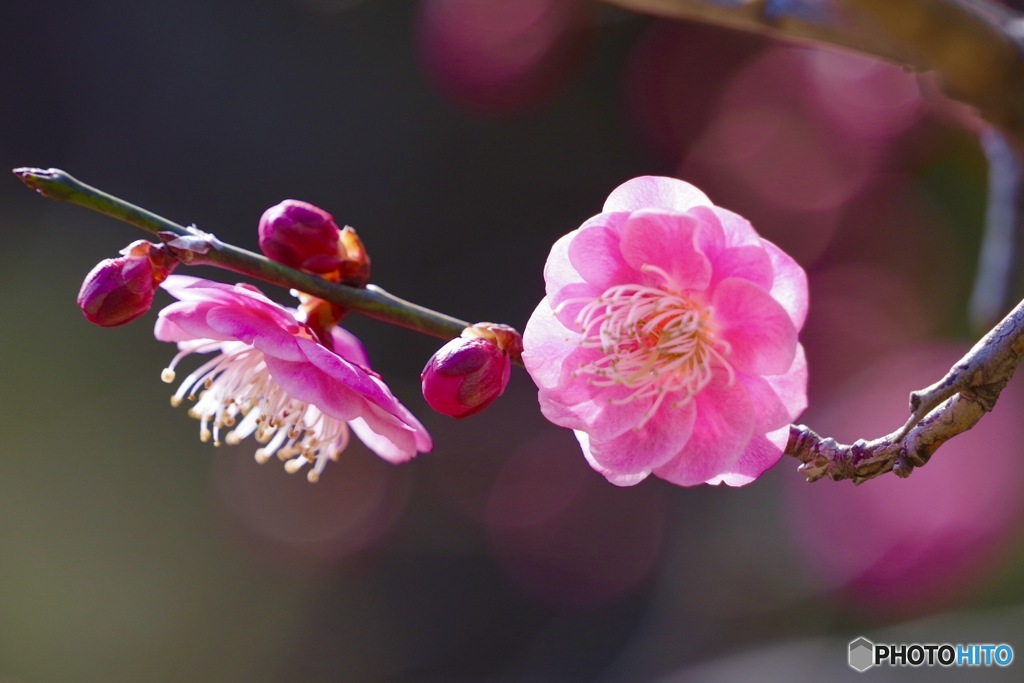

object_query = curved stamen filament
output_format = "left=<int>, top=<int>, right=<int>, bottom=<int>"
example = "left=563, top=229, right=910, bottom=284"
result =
left=556, top=272, right=734, bottom=428
left=162, top=340, right=352, bottom=482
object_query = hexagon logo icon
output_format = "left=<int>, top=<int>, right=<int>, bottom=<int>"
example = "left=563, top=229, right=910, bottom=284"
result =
left=849, top=637, right=875, bottom=672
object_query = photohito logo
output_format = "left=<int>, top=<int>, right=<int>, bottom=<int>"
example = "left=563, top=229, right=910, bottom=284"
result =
left=848, top=637, right=1014, bottom=672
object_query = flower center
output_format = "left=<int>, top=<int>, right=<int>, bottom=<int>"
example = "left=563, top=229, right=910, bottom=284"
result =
left=161, top=341, right=347, bottom=482
left=561, top=264, right=733, bottom=426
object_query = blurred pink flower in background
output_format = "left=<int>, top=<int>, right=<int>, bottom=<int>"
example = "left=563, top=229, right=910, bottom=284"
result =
left=213, top=433, right=414, bottom=569
left=626, top=25, right=930, bottom=266
left=416, top=0, right=589, bottom=113
left=155, top=275, right=432, bottom=482
left=787, top=344, right=1024, bottom=616
left=485, top=431, right=669, bottom=607
left=523, top=176, right=808, bottom=487
left=680, top=46, right=925, bottom=264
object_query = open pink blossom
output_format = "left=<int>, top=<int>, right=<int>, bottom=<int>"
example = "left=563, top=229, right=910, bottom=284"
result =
left=522, top=176, right=808, bottom=486
left=154, top=275, right=432, bottom=482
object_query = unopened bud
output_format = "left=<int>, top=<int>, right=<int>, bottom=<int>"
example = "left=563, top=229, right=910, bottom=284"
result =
left=259, top=200, right=371, bottom=287
left=259, top=199, right=345, bottom=273
left=77, top=240, right=177, bottom=327
left=421, top=323, right=522, bottom=418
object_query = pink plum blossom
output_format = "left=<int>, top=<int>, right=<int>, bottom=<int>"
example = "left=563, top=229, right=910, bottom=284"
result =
left=154, top=275, right=432, bottom=482
left=522, top=176, right=808, bottom=486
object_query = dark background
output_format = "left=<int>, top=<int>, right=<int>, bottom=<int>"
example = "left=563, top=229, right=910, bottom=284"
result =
left=2, top=1, right=1023, bottom=681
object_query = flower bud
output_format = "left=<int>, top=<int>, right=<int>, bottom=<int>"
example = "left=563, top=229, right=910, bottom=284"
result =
left=421, top=323, right=522, bottom=418
left=257, top=199, right=339, bottom=271
left=77, top=240, right=177, bottom=327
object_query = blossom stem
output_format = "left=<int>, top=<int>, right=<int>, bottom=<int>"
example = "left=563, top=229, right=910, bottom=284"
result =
left=13, top=167, right=472, bottom=342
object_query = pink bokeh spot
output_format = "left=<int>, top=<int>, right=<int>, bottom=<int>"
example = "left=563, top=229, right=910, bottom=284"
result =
left=523, top=176, right=808, bottom=487
left=155, top=275, right=431, bottom=482
left=787, top=344, right=1024, bottom=615
left=486, top=432, right=669, bottom=607
left=416, top=0, right=588, bottom=113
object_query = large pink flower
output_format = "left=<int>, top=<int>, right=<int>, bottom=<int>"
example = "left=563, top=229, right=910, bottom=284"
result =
left=522, top=176, right=808, bottom=486
left=154, top=275, right=432, bottom=482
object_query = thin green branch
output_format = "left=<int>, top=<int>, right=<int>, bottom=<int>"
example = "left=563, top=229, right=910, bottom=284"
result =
left=13, top=167, right=472, bottom=342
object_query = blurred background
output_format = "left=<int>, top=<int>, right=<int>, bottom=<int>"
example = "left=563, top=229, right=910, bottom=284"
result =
left=2, top=1, right=1023, bottom=681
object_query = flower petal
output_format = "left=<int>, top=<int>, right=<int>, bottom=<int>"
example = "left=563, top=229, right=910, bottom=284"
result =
left=349, top=408, right=429, bottom=463
left=566, top=213, right=635, bottom=290
left=331, top=326, right=371, bottom=368
left=264, top=355, right=366, bottom=422
left=525, top=300, right=657, bottom=439
left=585, top=398, right=696, bottom=476
left=523, top=297, right=583, bottom=393
left=653, top=377, right=755, bottom=486
left=709, top=244, right=773, bottom=291
left=618, top=210, right=713, bottom=291
left=713, top=277, right=798, bottom=376
left=709, top=206, right=762, bottom=248
left=603, top=176, right=712, bottom=214
left=763, top=239, right=809, bottom=330
left=704, top=427, right=788, bottom=486
left=577, top=431, right=650, bottom=486
left=740, top=344, right=808, bottom=432
left=205, top=305, right=305, bottom=362
left=543, top=228, right=583, bottom=299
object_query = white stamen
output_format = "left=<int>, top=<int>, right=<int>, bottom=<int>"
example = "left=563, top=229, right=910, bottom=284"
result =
left=164, top=340, right=350, bottom=482
left=556, top=267, right=735, bottom=428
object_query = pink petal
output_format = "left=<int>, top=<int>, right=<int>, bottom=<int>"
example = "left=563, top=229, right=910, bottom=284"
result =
left=548, top=281, right=605, bottom=332
left=543, top=229, right=584, bottom=299
left=205, top=306, right=305, bottom=362
left=539, top=387, right=652, bottom=442
left=705, top=427, right=788, bottom=486
left=603, top=176, right=712, bottom=214
left=764, top=343, right=808, bottom=421
left=292, top=338, right=432, bottom=455
left=713, top=278, right=798, bottom=376
left=154, top=311, right=199, bottom=343
left=618, top=210, right=713, bottom=292
left=585, top=398, right=697, bottom=476
left=525, top=300, right=656, bottom=440
left=522, top=297, right=583, bottom=393
left=157, top=302, right=238, bottom=344
left=763, top=239, right=809, bottom=330
left=566, top=214, right=636, bottom=291
left=577, top=431, right=650, bottom=486
left=709, top=244, right=773, bottom=291
left=653, top=377, right=755, bottom=486
left=349, top=409, right=429, bottom=464
left=739, top=344, right=808, bottom=432
left=264, top=355, right=365, bottom=422
left=296, top=338, right=401, bottom=411
left=709, top=206, right=762, bottom=248
left=160, top=275, right=283, bottom=311
left=331, top=326, right=371, bottom=368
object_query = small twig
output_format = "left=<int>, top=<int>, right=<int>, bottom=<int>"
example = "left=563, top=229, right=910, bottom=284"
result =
left=13, top=167, right=474, bottom=343
left=969, top=128, right=1024, bottom=330
left=787, top=294, right=1024, bottom=483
